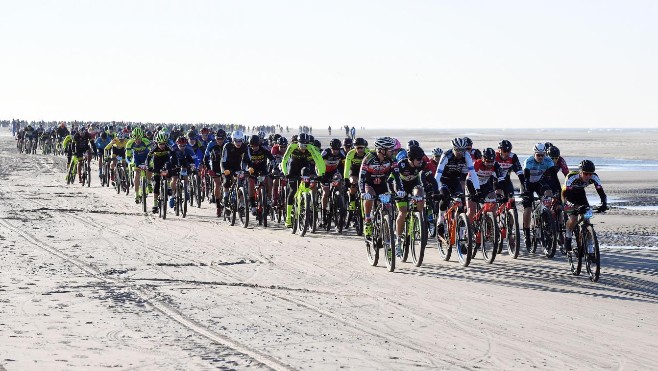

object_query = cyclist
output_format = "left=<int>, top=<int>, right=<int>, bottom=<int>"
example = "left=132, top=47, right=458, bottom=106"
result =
left=426, top=147, right=442, bottom=177
left=281, top=133, right=325, bottom=228
left=244, top=134, right=275, bottom=216
left=270, top=136, right=288, bottom=209
left=203, top=129, right=228, bottom=216
left=220, top=130, right=248, bottom=207
left=561, top=160, right=608, bottom=251
left=126, top=127, right=153, bottom=203
left=343, top=137, right=370, bottom=212
left=94, top=131, right=112, bottom=177
left=434, top=138, right=481, bottom=236
left=468, top=148, right=505, bottom=202
left=495, top=140, right=525, bottom=201
left=391, top=145, right=425, bottom=256
left=320, top=138, right=346, bottom=216
left=168, top=136, right=197, bottom=208
left=72, top=127, right=93, bottom=183
left=342, top=137, right=353, bottom=156
left=147, top=132, right=172, bottom=213
left=360, top=136, right=399, bottom=238
left=521, top=143, right=558, bottom=249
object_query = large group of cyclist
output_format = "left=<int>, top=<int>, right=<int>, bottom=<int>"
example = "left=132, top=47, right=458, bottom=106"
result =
left=10, top=118, right=608, bottom=282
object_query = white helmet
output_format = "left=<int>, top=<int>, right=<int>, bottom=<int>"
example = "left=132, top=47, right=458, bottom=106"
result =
left=533, top=142, right=547, bottom=154
left=374, top=136, right=396, bottom=151
left=232, top=130, right=244, bottom=141
left=432, top=147, right=443, bottom=157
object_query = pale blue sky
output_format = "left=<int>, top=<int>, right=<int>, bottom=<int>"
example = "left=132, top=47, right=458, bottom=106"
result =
left=1, top=0, right=657, bottom=128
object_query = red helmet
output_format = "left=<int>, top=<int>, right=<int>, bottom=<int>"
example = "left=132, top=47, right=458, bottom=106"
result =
left=200, top=127, right=210, bottom=135
left=176, top=136, right=188, bottom=145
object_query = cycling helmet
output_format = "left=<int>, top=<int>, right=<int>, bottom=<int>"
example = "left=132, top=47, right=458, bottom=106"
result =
left=258, top=130, right=266, bottom=140
left=407, top=140, right=420, bottom=150
left=451, top=137, right=468, bottom=150
left=533, top=142, right=547, bottom=154
left=544, top=142, right=554, bottom=149
left=464, top=137, right=473, bottom=147
left=100, top=132, right=108, bottom=140
left=291, top=134, right=299, bottom=143
left=498, top=140, right=513, bottom=151
left=79, top=126, right=88, bottom=133
left=187, top=130, right=197, bottom=139
left=482, top=148, right=496, bottom=161
left=232, top=130, right=244, bottom=141
left=354, top=137, right=367, bottom=147
left=408, top=145, right=425, bottom=160
left=117, top=132, right=126, bottom=140
left=155, top=132, right=168, bottom=143
left=308, top=134, right=315, bottom=143
left=329, top=138, right=341, bottom=149
left=145, top=130, right=153, bottom=139
left=393, top=138, right=402, bottom=151
left=216, top=129, right=226, bottom=139
left=373, top=136, right=396, bottom=151
left=278, top=137, right=289, bottom=146
left=579, top=160, right=595, bottom=172
left=176, top=136, right=188, bottom=145
left=313, top=139, right=322, bottom=148
left=342, top=137, right=353, bottom=147
left=249, top=134, right=260, bottom=146
left=547, top=146, right=560, bottom=159
left=432, top=147, right=443, bottom=157
left=298, top=133, right=311, bottom=144
left=473, top=148, right=482, bottom=160
left=200, top=127, right=210, bottom=135
left=131, top=127, right=144, bottom=139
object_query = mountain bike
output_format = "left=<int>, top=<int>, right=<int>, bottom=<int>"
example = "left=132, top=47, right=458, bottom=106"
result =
left=568, top=205, right=604, bottom=282
left=271, top=175, right=287, bottom=224
left=530, top=196, right=557, bottom=258
left=65, top=156, right=79, bottom=185
left=322, top=174, right=346, bottom=233
left=471, top=193, right=499, bottom=264
left=114, top=156, right=130, bottom=195
left=365, top=193, right=396, bottom=272
left=80, top=155, right=91, bottom=188
left=226, top=171, right=249, bottom=227
left=175, top=167, right=190, bottom=218
left=346, top=190, right=363, bottom=236
left=400, top=195, right=427, bottom=267
left=254, top=174, right=269, bottom=228
left=437, top=193, right=473, bottom=267
left=291, top=175, right=315, bottom=236
left=158, top=170, right=169, bottom=220
left=189, top=168, right=202, bottom=208
left=495, top=194, right=520, bottom=259
left=137, top=164, right=149, bottom=213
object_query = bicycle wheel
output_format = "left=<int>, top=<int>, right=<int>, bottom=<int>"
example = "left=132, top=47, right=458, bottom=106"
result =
left=335, top=193, right=345, bottom=234
left=540, top=209, right=557, bottom=258
left=85, top=160, right=91, bottom=187
left=123, top=168, right=130, bottom=195
left=311, top=192, right=318, bottom=233
left=506, top=208, right=520, bottom=259
left=437, top=218, right=452, bottom=262
left=260, top=186, right=268, bottom=228
left=354, top=201, right=363, bottom=236
left=382, top=209, right=396, bottom=272
left=481, top=213, right=498, bottom=264
left=291, top=198, right=298, bottom=234
left=175, top=182, right=181, bottom=217
left=182, top=180, right=188, bottom=218
left=556, top=209, right=567, bottom=255
left=299, top=193, right=310, bottom=237
left=456, top=213, right=473, bottom=267
left=238, top=186, right=248, bottom=227
left=115, top=167, right=121, bottom=194
left=141, top=176, right=148, bottom=213
left=160, top=181, right=168, bottom=220
left=410, top=211, right=426, bottom=267
left=568, top=227, right=583, bottom=276
left=584, top=225, right=600, bottom=282
left=230, top=189, right=237, bottom=226
left=195, top=174, right=202, bottom=208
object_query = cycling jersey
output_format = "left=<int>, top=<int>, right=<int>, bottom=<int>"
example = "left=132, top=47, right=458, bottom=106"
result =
left=495, top=150, right=524, bottom=179
left=343, top=147, right=370, bottom=178
left=470, top=159, right=505, bottom=188
left=221, top=142, right=248, bottom=172
left=245, top=145, right=275, bottom=175
left=358, top=152, right=398, bottom=194
left=434, top=150, right=480, bottom=190
left=125, top=138, right=152, bottom=166
left=391, top=158, right=422, bottom=193
left=281, top=143, right=325, bottom=178
left=321, top=148, right=345, bottom=176
left=147, top=145, right=171, bottom=171
left=523, top=156, right=555, bottom=184
left=203, top=141, right=225, bottom=173
left=562, top=170, right=607, bottom=206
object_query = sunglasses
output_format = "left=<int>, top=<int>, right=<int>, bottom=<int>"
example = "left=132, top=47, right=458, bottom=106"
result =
left=356, top=146, right=365, bottom=150
left=233, top=140, right=243, bottom=144
left=582, top=171, right=593, bottom=176
left=536, top=153, right=545, bottom=157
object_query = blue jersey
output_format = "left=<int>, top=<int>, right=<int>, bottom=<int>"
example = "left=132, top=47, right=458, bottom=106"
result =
left=396, top=149, right=408, bottom=162
left=95, top=137, right=112, bottom=150
left=523, top=156, right=555, bottom=183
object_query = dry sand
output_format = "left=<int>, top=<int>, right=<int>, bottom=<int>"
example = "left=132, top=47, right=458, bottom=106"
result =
left=1, top=129, right=657, bottom=370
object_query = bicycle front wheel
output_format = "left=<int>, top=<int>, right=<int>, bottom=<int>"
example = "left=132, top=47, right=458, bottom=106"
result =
left=540, top=210, right=557, bottom=258
left=584, top=225, right=601, bottom=282
left=410, top=211, right=426, bottom=267
left=481, top=212, right=499, bottom=264
left=569, top=227, right=583, bottom=276
left=506, top=208, right=520, bottom=259
left=382, top=210, right=396, bottom=272
left=456, top=213, right=473, bottom=267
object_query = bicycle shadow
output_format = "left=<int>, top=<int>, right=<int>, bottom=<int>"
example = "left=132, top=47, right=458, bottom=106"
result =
left=397, top=249, right=658, bottom=304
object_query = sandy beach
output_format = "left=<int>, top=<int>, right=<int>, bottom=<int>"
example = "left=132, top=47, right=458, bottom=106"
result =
left=1, top=129, right=657, bottom=370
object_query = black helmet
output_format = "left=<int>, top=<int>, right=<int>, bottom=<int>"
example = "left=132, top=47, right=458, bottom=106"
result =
left=278, top=137, right=289, bottom=146
left=407, top=139, right=420, bottom=149
left=498, top=140, right=512, bottom=151
left=354, top=137, right=367, bottom=147
left=308, top=134, right=315, bottom=143
left=464, top=137, right=473, bottom=147
left=547, top=146, right=560, bottom=159
left=407, top=145, right=425, bottom=160
left=579, top=160, right=595, bottom=172
left=329, top=138, right=341, bottom=149
left=100, top=132, right=108, bottom=140
left=313, top=139, right=322, bottom=148
left=216, top=129, right=226, bottom=139
left=249, top=134, right=260, bottom=146
left=472, top=148, right=482, bottom=160
left=298, top=133, right=311, bottom=144
left=483, top=148, right=496, bottom=161
left=544, top=142, right=554, bottom=150
left=291, top=134, right=299, bottom=143
left=342, top=137, right=353, bottom=147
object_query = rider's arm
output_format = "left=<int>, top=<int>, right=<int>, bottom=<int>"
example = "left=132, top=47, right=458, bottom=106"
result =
left=220, top=143, right=229, bottom=172
left=280, top=143, right=297, bottom=175
left=343, top=149, right=355, bottom=179
left=357, top=155, right=370, bottom=194
left=309, top=146, right=326, bottom=177
left=433, top=154, right=449, bottom=190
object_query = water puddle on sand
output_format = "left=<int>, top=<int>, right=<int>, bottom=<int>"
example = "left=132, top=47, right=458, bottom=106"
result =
left=615, top=205, right=658, bottom=211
